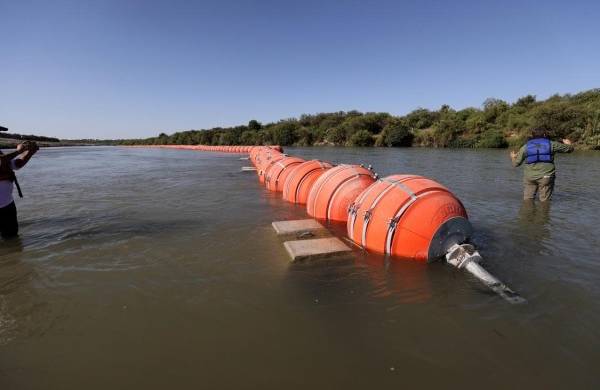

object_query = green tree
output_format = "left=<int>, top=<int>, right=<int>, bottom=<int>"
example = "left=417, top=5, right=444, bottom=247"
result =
left=218, top=132, right=235, bottom=145
left=405, top=108, right=438, bottom=129
left=383, top=118, right=413, bottom=146
left=476, top=130, right=508, bottom=148
left=240, top=130, right=258, bottom=145
left=271, top=122, right=298, bottom=146
left=348, top=130, right=374, bottom=146
left=326, top=127, right=347, bottom=145
left=248, top=120, right=262, bottom=131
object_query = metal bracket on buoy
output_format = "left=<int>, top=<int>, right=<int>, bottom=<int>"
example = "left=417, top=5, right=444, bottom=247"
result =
left=445, top=244, right=526, bottom=304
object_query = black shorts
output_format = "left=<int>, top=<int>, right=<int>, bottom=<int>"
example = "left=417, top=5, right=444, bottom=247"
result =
left=0, top=201, right=19, bottom=238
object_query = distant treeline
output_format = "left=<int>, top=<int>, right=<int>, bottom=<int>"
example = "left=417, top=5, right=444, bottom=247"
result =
left=0, top=132, right=60, bottom=143
left=117, top=89, right=600, bottom=150
left=7, top=88, right=600, bottom=150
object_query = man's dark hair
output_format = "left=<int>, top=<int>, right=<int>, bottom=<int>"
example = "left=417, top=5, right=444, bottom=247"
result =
left=530, top=128, right=548, bottom=139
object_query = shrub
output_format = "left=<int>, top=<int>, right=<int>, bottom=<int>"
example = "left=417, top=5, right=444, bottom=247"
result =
left=271, top=122, right=298, bottom=146
left=382, top=118, right=413, bottom=146
left=326, top=127, right=347, bottom=145
left=476, top=130, right=508, bottom=148
left=348, top=130, right=374, bottom=146
left=240, top=130, right=258, bottom=145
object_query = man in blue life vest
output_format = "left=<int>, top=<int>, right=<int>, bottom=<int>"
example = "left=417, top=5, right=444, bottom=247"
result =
left=510, top=128, right=573, bottom=201
left=0, top=138, right=39, bottom=238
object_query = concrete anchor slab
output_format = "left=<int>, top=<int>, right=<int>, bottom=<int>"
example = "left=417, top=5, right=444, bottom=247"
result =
left=241, top=166, right=257, bottom=171
left=272, top=219, right=329, bottom=240
left=284, top=237, right=352, bottom=263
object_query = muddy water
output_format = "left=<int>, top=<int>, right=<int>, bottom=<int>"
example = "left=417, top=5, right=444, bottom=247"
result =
left=1, top=146, right=599, bottom=389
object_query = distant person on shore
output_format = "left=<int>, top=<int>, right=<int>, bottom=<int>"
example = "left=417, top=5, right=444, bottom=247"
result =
left=0, top=141, right=39, bottom=238
left=510, top=128, right=573, bottom=201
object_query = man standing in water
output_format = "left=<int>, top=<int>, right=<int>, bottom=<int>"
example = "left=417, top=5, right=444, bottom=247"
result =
left=510, top=128, right=573, bottom=201
left=0, top=133, right=39, bottom=238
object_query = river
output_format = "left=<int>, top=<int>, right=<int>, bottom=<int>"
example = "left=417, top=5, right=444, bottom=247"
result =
left=1, top=146, right=599, bottom=389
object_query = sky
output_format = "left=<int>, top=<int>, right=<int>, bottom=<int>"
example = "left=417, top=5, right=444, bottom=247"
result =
left=1, top=0, right=599, bottom=139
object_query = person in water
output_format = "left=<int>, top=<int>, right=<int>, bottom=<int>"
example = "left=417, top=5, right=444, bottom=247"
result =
left=510, top=128, right=573, bottom=201
left=0, top=141, right=39, bottom=238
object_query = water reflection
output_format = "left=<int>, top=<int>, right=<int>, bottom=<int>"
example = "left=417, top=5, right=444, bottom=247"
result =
left=283, top=251, right=433, bottom=307
left=358, top=253, right=432, bottom=304
left=517, top=200, right=551, bottom=247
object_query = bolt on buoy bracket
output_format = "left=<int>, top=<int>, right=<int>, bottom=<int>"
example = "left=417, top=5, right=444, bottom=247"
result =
left=445, top=244, right=526, bottom=304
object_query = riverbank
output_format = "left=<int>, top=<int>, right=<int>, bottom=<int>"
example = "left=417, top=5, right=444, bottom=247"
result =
left=117, top=88, right=600, bottom=151
left=0, top=138, right=99, bottom=149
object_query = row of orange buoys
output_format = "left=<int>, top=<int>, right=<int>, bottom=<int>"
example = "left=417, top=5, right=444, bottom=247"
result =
left=136, top=144, right=522, bottom=302
left=145, top=144, right=472, bottom=262
left=246, top=146, right=472, bottom=262
left=134, top=145, right=282, bottom=153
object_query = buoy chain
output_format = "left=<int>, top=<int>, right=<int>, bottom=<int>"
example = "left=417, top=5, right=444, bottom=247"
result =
left=387, top=216, right=401, bottom=229
left=347, top=202, right=359, bottom=215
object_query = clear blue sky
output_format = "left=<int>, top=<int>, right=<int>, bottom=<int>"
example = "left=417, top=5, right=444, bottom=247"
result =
left=1, top=0, right=599, bottom=139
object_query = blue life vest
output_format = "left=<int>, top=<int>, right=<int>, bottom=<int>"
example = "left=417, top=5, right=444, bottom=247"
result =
left=525, top=138, right=553, bottom=164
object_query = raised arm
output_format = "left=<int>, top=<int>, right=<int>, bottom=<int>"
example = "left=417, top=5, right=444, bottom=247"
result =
left=510, top=145, right=525, bottom=167
left=1, top=142, right=28, bottom=161
left=13, top=141, right=39, bottom=169
left=553, top=139, right=574, bottom=153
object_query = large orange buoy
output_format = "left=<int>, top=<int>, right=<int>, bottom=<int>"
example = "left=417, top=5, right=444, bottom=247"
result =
left=258, top=154, right=285, bottom=184
left=253, top=147, right=284, bottom=181
left=282, top=160, right=333, bottom=204
left=264, top=157, right=305, bottom=191
left=347, top=175, right=472, bottom=262
left=306, top=164, right=375, bottom=222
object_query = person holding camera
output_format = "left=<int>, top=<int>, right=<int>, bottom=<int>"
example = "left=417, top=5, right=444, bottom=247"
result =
left=0, top=140, right=39, bottom=238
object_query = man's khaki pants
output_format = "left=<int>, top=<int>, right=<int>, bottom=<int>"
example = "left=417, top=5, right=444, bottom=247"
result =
left=524, top=175, right=555, bottom=201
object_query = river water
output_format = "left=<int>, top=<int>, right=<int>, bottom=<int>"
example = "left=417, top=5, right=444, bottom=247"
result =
left=0, top=146, right=599, bottom=389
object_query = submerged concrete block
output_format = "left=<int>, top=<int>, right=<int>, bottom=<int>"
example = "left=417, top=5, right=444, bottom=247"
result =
left=241, top=166, right=257, bottom=171
left=283, top=237, right=352, bottom=263
left=272, top=219, right=329, bottom=240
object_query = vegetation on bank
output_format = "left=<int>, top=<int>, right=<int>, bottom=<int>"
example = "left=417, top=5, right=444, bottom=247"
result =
left=0, top=133, right=95, bottom=149
left=4, top=89, right=600, bottom=150
left=117, top=89, right=600, bottom=150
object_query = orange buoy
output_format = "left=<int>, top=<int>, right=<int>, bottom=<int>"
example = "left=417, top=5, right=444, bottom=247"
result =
left=306, top=164, right=375, bottom=222
left=264, top=157, right=305, bottom=191
left=258, top=154, right=285, bottom=184
left=282, top=160, right=333, bottom=204
left=347, top=175, right=471, bottom=262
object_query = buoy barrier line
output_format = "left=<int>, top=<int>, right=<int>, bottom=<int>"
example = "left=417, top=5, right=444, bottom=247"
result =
left=132, top=145, right=283, bottom=155
left=273, top=158, right=305, bottom=192
left=282, top=160, right=333, bottom=204
left=384, top=189, right=453, bottom=256
left=348, top=175, right=470, bottom=262
left=264, top=157, right=305, bottom=192
left=259, top=154, right=286, bottom=184
left=326, top=168, right=375, bottom=221
left=306, top=164, right=376, bottom=222
left=357, top=176, right=419, bottom=249
left=135, top=144, right=524, bottom=303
